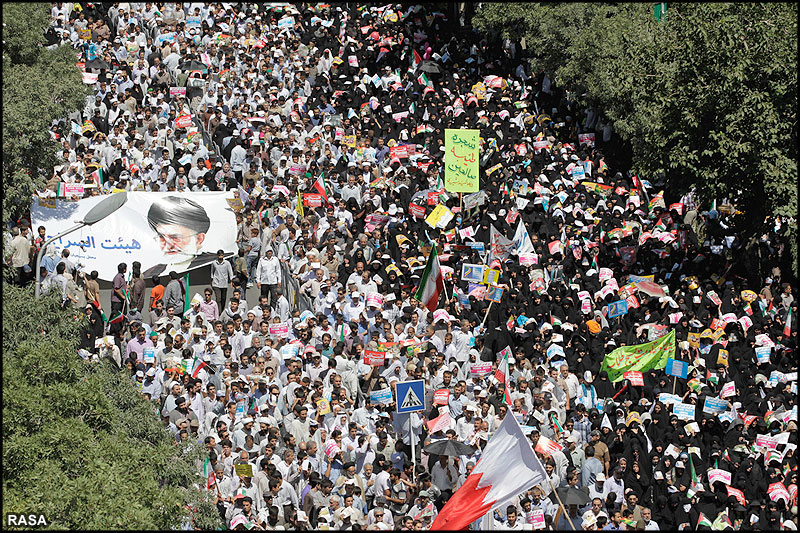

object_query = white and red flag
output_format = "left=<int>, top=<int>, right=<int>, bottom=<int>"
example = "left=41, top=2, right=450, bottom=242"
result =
left=431, top=413, right=547, bottom=530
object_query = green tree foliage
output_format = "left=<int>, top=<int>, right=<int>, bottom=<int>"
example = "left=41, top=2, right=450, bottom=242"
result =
left=475, top=3, right=797, bottom=264
left=2, top=3, right=89, bottom=224
left=2, top=285, right=222, bottom=529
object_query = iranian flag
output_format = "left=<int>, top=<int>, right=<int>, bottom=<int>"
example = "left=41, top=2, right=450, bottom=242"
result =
left=204, top=457, right=215, bottom=489
left=312, top=173, right=329, bottom=205
left=108, top=311, right=125, bottom=325
left=417, top=72, right=431, bottom=87
left=431, top=413, right=547, bottom=530
left=494, top=347, right=512, bottom=405
left=90, top=168, right=104, bottom=186
left=411, top=49, right=422, bottom=69
left=191, top=356, right=208, bottom=378
left=414, top=245, right=444, bottom=312
left=687, top=454, right=701, bottom=498
left=785, top=308, right=793, bottom=337
left=697, top=512, right=712, bottom=528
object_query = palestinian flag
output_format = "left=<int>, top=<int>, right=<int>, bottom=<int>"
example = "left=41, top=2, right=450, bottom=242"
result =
left=765, top=300, right=777, bottom=318
left=494, top=347, right=513, bottom=405
left=108, top=311, right=125, bottom=325
left=417, top=72, right=431, bottom=87
left=312, top=173, right=329, bottom=205
left=550, top=314, right=562, bottom=327
left=414, top=244, right=444, bottom=312
left=697, top=512, right=712, bottom=528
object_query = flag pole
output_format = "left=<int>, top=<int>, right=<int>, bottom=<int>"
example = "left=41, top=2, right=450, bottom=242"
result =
left=410, top=419, right=417, bottom=486
left=480, top=300, right=494, bottom=329
left=546, top=478, right=577, bottom=530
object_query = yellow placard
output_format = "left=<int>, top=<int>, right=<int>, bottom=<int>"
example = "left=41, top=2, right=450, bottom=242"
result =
left=343, top=135, right=356, bottom=148
left=444, top=128, right=479, bottom=193
left=316, top=398, right=331, bottom=416
left=234, top=464, right=253, bottom=477
left=483, top=269, right=500, bottom=285
left=687, top=332, right=700, bottom=348
left=425, top=204, right=453, bottom=229
left=740, top=290, right=758, bottom=302
left=226, top=198, right=244, bottom=211
left=717, top=349, right=729, bottom=367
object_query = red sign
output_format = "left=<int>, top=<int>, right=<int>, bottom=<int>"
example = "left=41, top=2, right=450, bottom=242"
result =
left=175, top=114, right=192, bottom=128
left=410, top=204, right=426, bottom=218
left=433, top=389, right=449, bottom=406
left=390, top=145, right=409, bottom=159
left=364, top=350, right=385, bottom=366
left=304, top=193, right=323, bottom=207
left=623, top=371, right=644, bottom=386
left=726, top=486, right=746, bottom=506
left=427, top=191, right=440, bottom=205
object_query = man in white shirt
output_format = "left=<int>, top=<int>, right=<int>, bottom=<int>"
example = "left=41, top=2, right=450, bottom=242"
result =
left=255, top=248, right=281, bottom=306
left=430, top=454, right=458, bottom=506
left=640, top=507, right=659, bottom=530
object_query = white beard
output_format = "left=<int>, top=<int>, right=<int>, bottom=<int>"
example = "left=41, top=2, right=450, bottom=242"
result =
left=158, top=238, right=200, bottom=264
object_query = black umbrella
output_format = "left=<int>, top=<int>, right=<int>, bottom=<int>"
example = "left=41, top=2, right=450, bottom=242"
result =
left=423, top=439, right=475, bottom=457
left=177, top=60, right=208, bottom=72
left=416, top=60, right=442, bottom=75
left=556, top=486, right=591, bottom=507
left=85, top=58, right=110, bottom=70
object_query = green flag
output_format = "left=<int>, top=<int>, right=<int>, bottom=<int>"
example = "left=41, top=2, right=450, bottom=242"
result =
left=687, top=453, right=700, bottom=498
left=183, top=273, right=190, bottom=314
left=600, top=329, right=676, bottom=382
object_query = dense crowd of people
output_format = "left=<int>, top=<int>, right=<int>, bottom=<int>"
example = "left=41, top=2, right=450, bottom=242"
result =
left=4, top=2, right=797, bottom=530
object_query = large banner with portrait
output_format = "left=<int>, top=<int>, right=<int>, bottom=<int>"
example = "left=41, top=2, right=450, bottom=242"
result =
left=31, top=192, right=238, bottom=281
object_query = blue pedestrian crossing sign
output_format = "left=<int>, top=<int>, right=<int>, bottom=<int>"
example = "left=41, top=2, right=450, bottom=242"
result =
left=395, top=379, right=426, bottom=414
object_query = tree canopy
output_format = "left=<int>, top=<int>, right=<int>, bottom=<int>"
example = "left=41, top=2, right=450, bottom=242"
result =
left=2, top=3, right=89, bottom=224
left=2, top=285, right=221, bottom=529
left=475, top=3, right=797, bottom=266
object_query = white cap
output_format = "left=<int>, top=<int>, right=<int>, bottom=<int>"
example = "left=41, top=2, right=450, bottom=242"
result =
left=596, top=473, right=606, bottom=482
